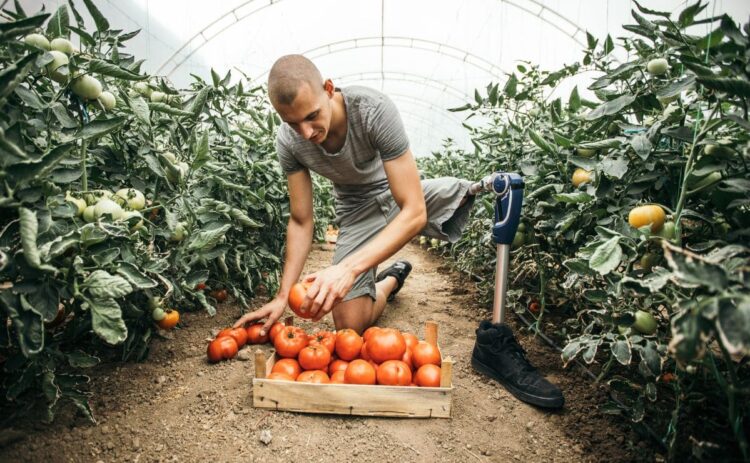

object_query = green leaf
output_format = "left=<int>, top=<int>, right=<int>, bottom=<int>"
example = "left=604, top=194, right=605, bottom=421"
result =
left=187, top=224, right=232, bottom=252
left=0, top=53, right=40, bottom=108
left=183, top=270, right=210, bottom=288
left=599, top=155, right=629, bottom=179
left=678, top=0, right=706, bottom=28
left=630, top=134, right=652, bottom=160
left=447, top=103, right=472, bottom=112
left=68, top=351, right=100, bottom=368
left=589, top=236, right=622, bottom=275
left=88, top=60, right=145, bottom=81
left=584, top=94, right=636, bottom=121
left=148, top=102, right=194, bottom=117
left=528, top=129, right=553, bottom=153
left=82, top=270, right=133, bottom=299
left=553, top=131, right=572, bottom=148
left=716, top=297, right=750, bottom=356
left=554, top=192, right=593, bottom=204
left=586, top=31, right=597, bottom=50
left=503, top=73, right=518, bottom=98
left=579, top=138, right=622, bottom=150
left=67, top=0, right=85, bottom=28
left=19, top=208, right=57, bottom=273
left=189, top=87, right=211, bottom=116
left=656, top=75, right=696, bottom=99
left=696, top=77, right=750, bottom=98
left=568, top=86, right=581, bottom=112
left=46, top=5, right=70, bottom=38
left=129, top=96, right=150, bottom=127
left=611, top=340, right=632, bottom=365
left=0, top=13, right=48, bottom=40
left=87, top=297, right=127, bottom=344
left=0, top=292, right=44, bottom=356
left=116, top=262, right=157, bottom=289
left=603, top=34, right=614, bottom=55
left=191, top=131, right=209, bottom=170
left=633, top=0, right=670, bottom=17
left=75, top=117, right=126, bottom=140
left=81, top=0, right=110, bottom=32
left=662, top=245, right=728, bottom=292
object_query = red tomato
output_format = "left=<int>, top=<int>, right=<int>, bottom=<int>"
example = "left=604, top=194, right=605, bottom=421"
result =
left=274, top=326, right=308, bottom=358
left=297, top=370, right=330, bottom=383
left=401, top=348, right=414, bottom=370
left=246, top=323, right=269, bottom=344
left=298, top=345, right=332, bottom=371
left=377, top=360, right=413, bottom=386
left=272, top=358, right=302, bottom=378
left=344, top=359, right=376, bottom=385
left=210, top=288, right=228, bottom=302
left=288, top=282, right=313, bottom=319
left=267, top=372, right=294, bottom=381
left=412, top=341, right=442, bottom=368
left=360, top=341, right=371, bottom=361
left=309, top=331, right=336, bottom=353
left=330, top=370, right=346, bottom=383
left=268, top=322, right=285, bottom=342
left=363, top=326, right=381, bottom=343
left=402, top=332, right=419, bottom=350
left=328, top=359, right=349, bottom=376
left=194, top=282, right=207, bottom=291
left=528, top=300, right=541, bottom=314
left=207, top=336, right=238, bottom=363
left=335, top=329, right=363, bottom=361
left=218, top=327, right=247, bottom=348
left=367, top=328, right=406, bottom=364
left=414, top=364, right=442, bottom=387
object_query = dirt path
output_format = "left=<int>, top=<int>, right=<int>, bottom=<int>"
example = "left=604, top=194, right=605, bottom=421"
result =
left=1, top=243, right=650, bottom=462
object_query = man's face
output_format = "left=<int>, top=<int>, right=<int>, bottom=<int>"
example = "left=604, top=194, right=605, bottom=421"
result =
left=274, top=81, right=332, bottom=144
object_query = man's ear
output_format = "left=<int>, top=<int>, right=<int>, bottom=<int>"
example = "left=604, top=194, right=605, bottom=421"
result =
left=323, top=79, right=334, bottom=97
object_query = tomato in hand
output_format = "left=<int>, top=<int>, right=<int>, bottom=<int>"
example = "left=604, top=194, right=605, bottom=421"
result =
left=272, top=358, right=302, bottom=378
left=207, top=336, right=238, bottom=363
left=414, top=364, right=441, bottom=387
left=274, top=326, right=308, bottom=358
left=217, top=327, right=247, bottom=348
left=309, top=331, right=336, bottom=353
left=298, top=345, right=331, bottom=371
left=297, top=370, right=330, bottom=383
left=412, top=341, right=442, bottom=368
left=377, top=360, right=413, bottom=386
left=344, top=359, right=376, bottom=385
left=335, top=329, right=363, bottom=361
left=246, top=323, right=269, bottom=344
left=367, top=328, right=406, bottom=363
left=288, top=281, right=313, bottom=319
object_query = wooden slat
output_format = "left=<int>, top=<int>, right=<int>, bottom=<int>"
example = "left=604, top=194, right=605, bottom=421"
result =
left=254, top=350, right=266, bottom=379
left=252, top=380, right=452, bottom=418
left=425, top=320, right=438, bottom=347
left=440, top=357, right=453, bottom=388
left=284, top=316, right=294, bottom=326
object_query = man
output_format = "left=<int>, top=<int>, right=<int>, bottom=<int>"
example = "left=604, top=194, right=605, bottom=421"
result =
left=234, top=55, right=564, bottom=408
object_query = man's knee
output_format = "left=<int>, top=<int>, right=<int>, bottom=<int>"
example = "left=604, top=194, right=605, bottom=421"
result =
left=332, top=296, right=374, bottom=334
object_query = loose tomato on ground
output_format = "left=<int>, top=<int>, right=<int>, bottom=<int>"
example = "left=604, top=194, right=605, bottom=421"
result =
left=328, top=359, right=349, bottom=376
left=157, top=310, right=180, bottom=330
left=274, top=326, right=308, bottom=358
left=367, top=328, right=406, bottom=363
left=271, top=358, right=302, bottom=378
left=246, top=323, right=269, bottom=344
left=414, top=364, right=442, bottom=387
left=296, top=370, right=330, bottom=383
left=377, top=360, right=413, bottom=386
left=330, top=371, right=346, bottom=383
left=267, top=372, right=294, bottom=381
left=288, top=281, right=313, bottom=319
left=335, top=329, right=363, bottom=361
left=298, top=345, right=331, bottom=371
left=402, top=332, right=418, bottom=350
left=217, top=327, right=247, bottom=348
left=207, top=336, right=238, bottom=363
left=210, top=288, right=228, bottom=302
left=309, top=331, right=336, bottom=353
left=268, top=322, right=285, bottom=342
left=412, top=341, right=442, bottom=368
left=344, top=359, right=376, bottom=385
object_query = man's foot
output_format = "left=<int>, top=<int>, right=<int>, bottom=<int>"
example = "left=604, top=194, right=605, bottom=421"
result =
left=471, top=320, right=564, bottom=409
left=375, top=260, right=412, bottom=302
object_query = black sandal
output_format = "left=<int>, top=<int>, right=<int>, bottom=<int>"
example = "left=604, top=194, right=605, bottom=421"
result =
left=375, top=260, right=413, bottom=302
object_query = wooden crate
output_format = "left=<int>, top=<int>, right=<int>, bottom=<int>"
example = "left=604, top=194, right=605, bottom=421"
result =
left=252, top=320, right=453, bottom=418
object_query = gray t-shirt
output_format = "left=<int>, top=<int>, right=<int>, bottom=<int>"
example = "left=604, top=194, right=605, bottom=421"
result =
left=276, top=86, right=410, bottom=214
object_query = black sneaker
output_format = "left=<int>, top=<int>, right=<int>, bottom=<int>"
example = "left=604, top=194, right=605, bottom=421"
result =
left=471, top=320, right=564, bottom=409
left=375, top=260, right=412, bottom=302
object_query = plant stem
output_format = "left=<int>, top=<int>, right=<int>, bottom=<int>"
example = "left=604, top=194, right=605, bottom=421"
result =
left=80, top=140, right=88, bottom=192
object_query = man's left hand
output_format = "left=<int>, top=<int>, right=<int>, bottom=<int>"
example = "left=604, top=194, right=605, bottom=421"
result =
left=301, top=263, right=357, bottom=321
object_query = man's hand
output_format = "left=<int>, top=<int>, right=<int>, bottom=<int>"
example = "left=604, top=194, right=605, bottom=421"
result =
left=302, top=263, right=358, bottom=321
left=232, top=296, right=287, bottom=336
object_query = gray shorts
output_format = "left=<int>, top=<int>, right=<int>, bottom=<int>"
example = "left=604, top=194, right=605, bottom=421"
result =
left=332, top=177, right=475, bottom=302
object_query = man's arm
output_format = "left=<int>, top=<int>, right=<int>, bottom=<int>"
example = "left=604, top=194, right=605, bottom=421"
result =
left=234, top=169, right=314, bottom=334
left=305, top=148, right=426, bottom=318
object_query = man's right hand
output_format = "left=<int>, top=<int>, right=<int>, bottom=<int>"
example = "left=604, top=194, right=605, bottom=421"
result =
left=232, top=296, right=287, bottom=337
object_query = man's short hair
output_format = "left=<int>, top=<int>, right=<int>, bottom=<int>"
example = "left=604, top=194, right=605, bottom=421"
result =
left=268, top=55, right=323, bottom=106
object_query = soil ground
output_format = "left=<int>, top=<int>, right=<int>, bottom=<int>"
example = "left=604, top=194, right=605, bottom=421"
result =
left=0, top=243, right=655, bottom=462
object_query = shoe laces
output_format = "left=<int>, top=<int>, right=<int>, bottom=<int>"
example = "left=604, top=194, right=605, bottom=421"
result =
left=491, top=335, right=537, bottom=373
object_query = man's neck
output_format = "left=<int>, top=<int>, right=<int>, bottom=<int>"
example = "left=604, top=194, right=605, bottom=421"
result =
left=322, top=92, right=347, bottom=152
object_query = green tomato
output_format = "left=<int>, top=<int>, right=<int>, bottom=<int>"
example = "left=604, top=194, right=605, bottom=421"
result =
left=71, top=75, right=102, bottom=100
left=133, top=81, right=152, bottom=97
left=576, top=147, right=596, bottom=157
left=170, top=222, right=187, bottom=242
left=46, top=50, right=69, bottom=83
left=65, top=192, right=86, bottom=216
left=418, top=236, right=427, bottom=246
left=640, top=253, right=658, bottom=272
left=114, top=188, right=146, bottom=210
left=632, top=310, right=657, bottom=335
left=99, top=91, right=116, bottom=110
left=430, top=238, right=440, bottom=248
left=50, top=37, right=74, bottom=54
left=528, top=108, right=540, bottom=117
left=161, top=151, right=177, bottom=164
left=517, top=222, right=527, bottom=233
left=150, top=91, right=166, bottom=103
left=148, top=296, right=163, bottom=311
left=82, top=205, right=97, bottom=223
left=704, top=144, right=732, bottom=157
left=119, top=211, right=144, bottom=232
left=94, top=198, right=124, bottom=220
left=646, top=58, right=669, bottom=76
left=657, top=221, right=676, bottom=241
left=151, top=307, right=166, bottom=321
left=511, top=231, right=525, bottom=248
left=24, top=33, right=50, bottom=50
left=617, top=325, right=632, bottom=336
left=82, top=189, right=112, bottom=206
left=687, top=171, right=722, bottom=195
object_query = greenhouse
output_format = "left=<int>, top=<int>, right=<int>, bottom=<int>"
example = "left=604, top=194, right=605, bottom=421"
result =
left=1, top=0, right=750, bottom=461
